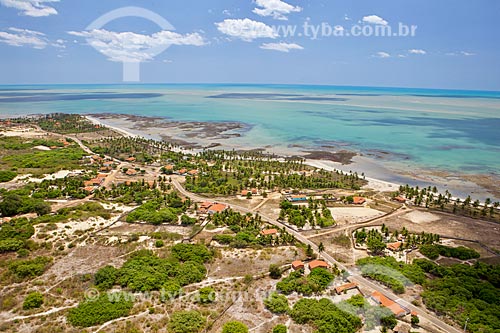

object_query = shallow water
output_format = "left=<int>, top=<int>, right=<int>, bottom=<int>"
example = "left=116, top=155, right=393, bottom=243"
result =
left=1, top=83, right=499, bottom=197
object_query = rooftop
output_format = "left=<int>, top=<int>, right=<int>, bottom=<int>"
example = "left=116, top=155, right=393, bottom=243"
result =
left=309, top=260, right=329, bottom=270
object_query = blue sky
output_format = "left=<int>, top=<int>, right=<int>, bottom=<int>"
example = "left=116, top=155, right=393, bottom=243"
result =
left=0, top=0, right=499, bottom=90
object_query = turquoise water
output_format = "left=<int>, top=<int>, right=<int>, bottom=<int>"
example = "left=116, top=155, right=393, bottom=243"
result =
left=1, top=84, right=499, bottom=180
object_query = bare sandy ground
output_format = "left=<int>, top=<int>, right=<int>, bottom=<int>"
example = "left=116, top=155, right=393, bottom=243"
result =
left=328, top=207, right=386, bottom=225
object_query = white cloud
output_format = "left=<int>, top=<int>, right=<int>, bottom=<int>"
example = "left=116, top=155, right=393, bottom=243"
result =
left=461, top=51, right=475, bottom=56
left=344, top=14, right=351, bottom=21
left=215, top=18, right=277, bottom=41
left=253, top=0, right=302, bottom=20
left=446, top=51, right=476, bottom=57
left=68, top=29, right=206, bottom=63
left=373, top=51, right=390, bottom=58
left=409, top=49, right=426, bottom=55
left=0, top=27, right=47, bottom=49
left=397, top=54, right=406, bottom=58
left=334, top=25, right=345, bottom=32
left=51, top=38, right=66, bottom=48
left=0, top=0, right=59, bottom=17
left=260, top=42, right=303, bottom=52
left=362, top=15, right=388, bottom=26
left=222, top=9, right=232, bottom=16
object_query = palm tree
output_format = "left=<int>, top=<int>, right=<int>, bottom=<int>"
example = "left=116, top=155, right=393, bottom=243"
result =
left=318, top=242, right=325, bottom=253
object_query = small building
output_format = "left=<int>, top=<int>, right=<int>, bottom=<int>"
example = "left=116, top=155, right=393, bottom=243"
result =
left=287, top=195, right=307, bottom=202
left=241, top=190, right=250, bottom=196
left=371, top=291, right=408, bottom=317
left=164, top=164, right=174, bottom=170
left=352, top=197, right=366, bottom=205
left=335, top=282, right=358, bottom=294
left=84, top=186, right=95, bottom=193
left=309, top=259, right=329, bottom=270
left=125, top=157, right=136, bottom=162
left=178, top=168, right=187, bottom=175
left=126, top=169, right=137, bottom=176
left=208, top=203, right=228, bottom=215
left=187, top=169, right=198, bottom=176
left=393, top=196, right=407, bottom=203
left=387, top=242, right=402, bottom=252
left=260, top=228, right=278, bottom=236
left=85, top=178, right=103, bottom=186
left=291, top=260, right=305, bottom=271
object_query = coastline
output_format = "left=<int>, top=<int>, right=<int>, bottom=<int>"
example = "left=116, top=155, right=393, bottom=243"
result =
left=84, top=114, right=499, bottom=200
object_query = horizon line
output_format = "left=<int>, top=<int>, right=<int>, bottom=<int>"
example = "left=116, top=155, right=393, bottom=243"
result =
left=0, top=82, right=499, bottom=94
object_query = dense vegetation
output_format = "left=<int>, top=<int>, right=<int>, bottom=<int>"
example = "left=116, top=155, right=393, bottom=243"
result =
left=8, top=256, right=52, bottom=280
left=89, top=136, right=175, bottom=163
left=67, top=292, right=133, bottom=327
left=125, top=192, right=188, bottom=225
left=0, top=217, right=35, bottom=253
left=415, top=260, right=500, bottom=333
left=168, top=311, right=205, bottom=333
left=356, top=256, right=425, bottom=293
left=277, top=268, right=337, bottom=295
left=0, top=189, right=51, bottom=217
left=0, top=170, right=16, bottom=182
left=182, top=150, right=365, bottom=195
left=420, top=244, right=480, bottom=260
left=341, top=294, right=397, bottom=330
left=264, top=292, right=290, bottom=314
left=210, top=210, right=295, bottom=248
left=32, top=113, right=105, bottom=134
left=23, top=291, right=44, bottom=310
left=222, top=321, right=249, bottom=333
left=95, top=180, right=167, bottom=205
left=279, top=200, right=335, bottom=228
left=94, top=245, right=212, bottom=292
left=3, top=146, right=86, bottom=172
left=289, top=298, right=362, bottom=333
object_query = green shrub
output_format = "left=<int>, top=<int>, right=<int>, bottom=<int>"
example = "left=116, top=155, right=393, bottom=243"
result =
left=222, top=321, right=248, bottom=333
left=0, top=239, right=24, bottom=252
left=289, top=298, right=361, bottom=333
left=168, top=311, right=204, bottom=333
left=264, top=292, right=289, bottom=314
left=23, top=292, right=44, bottom=310
left=0, top=170, right=17, bottom=182
left=67, top=292, right=133, bottom=327
left=8, top=256, right=52, bottom=279
left=272, top=324, right=287, bottom=333
left=197, top=286, right=216, bottom=304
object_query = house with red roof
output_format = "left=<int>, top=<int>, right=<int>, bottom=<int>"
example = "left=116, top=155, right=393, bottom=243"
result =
left=371, top=291, right=409, bottom=317
left=260, top=228, right=278, bottom=236
left=126, top=169, right=137, bottom=176
left=335, top=282, right=358, bottom=294
left=208, top=203, right=228, bottom=215
left=308, top=260, right=329, bottom=270
left=352, top=197, right=366, bottom=205
left=291, top=260, right=305, bottom=271
left=387, top=242, right=402, bottom=252
left=393, top=196, right=407, bottom=203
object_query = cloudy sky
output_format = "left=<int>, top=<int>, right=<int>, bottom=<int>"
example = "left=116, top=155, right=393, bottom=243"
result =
left=0, top=0, right=499, bottom=90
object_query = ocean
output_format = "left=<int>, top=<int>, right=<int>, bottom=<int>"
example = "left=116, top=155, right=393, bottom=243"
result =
left=1, top=84, right=499, bottom=199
